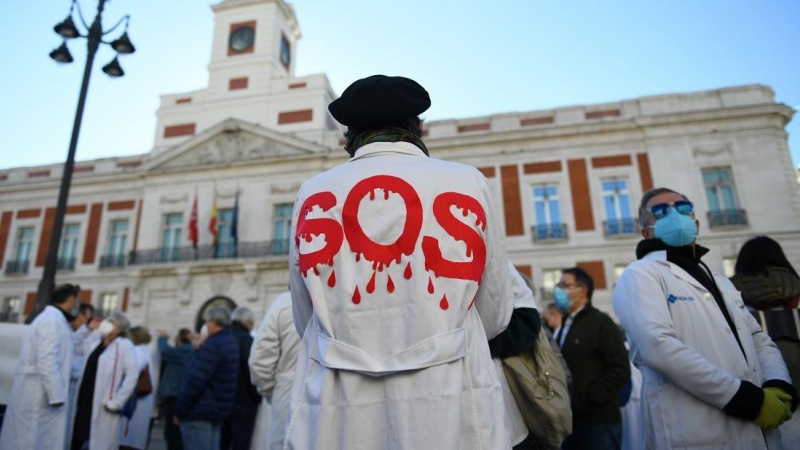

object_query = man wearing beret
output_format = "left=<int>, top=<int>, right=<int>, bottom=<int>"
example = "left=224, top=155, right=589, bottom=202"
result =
left=286, top=75, right=514, bottom=449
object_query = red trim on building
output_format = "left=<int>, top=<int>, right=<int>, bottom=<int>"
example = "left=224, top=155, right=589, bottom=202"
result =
left=74, top=165, right=95, bottom=173
left=117, top=161, right=142, bottom=169
left=585, top=109, right=621, bottom=120
left=591, top=154, right=632, bottom=168
left=78, top=289, right=93, bottom=305
left=28, top=170, right=50, bottom=178
left=520, top=117, right=554, bottom=127
left=132, top=200, right=143, bottom=252
left=164, top=124, right=196, bottom=138
left=523, top=161, right=562, bottom=174
left=568, top=159, right=595, bottom=231
left=500, top=165, right=524, bottom=236
left=637, top=153, right=654, bottom=192
left=577, top=260, right=607, bottom=290
left=82, top=203, right=103, bottom=265
left=175, top=97, right=192, bottom=104
left=477, top=166, right=496, bottom=178
left=229, top=77, right=249, bottom=90
left=36, top=208, right=56, bottom=267
left=228, top=21, right=257, bottom=56
left=288, top=82, right=307, bottom=89
left=107, top=200, right=136, bottom=211
left=66, top=204, right=87, bottom=215
left=0, top=211, right=12, bottom=269
left=515, top=264, right=532, bottom=279
left=457, top=123, right=490, bottom=133
left=278, top=109, right=313, bottom=125
left=122, top=288, right=129, bottom=312
left=16, top=208, right=42, bottom=219
left=24, top=292, right=37, bottom=315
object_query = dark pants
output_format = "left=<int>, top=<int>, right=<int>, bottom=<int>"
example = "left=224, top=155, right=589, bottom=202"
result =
left=220, top=402, right=259, bottom=450
left=161, top=396, right=184, bottom=450
left=562, top=423, right=622, bottom=450
left=513, top=433, right=537, bottom=450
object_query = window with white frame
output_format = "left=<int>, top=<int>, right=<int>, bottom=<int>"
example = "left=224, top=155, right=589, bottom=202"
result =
left=532, top=185, right=565, bottom=240
left=540, top=268, right=563, bottom=303
left=0, top=297, right=21, bottom=323
left=272, top=204, right=293, bottom=254
left=602, top=179, right=636, bottom=235
left=14, top=227, right=34, bottom=264
left=703, top=168, right=747, bottom=227
left=98, top=292, right=119, bottom=318
left=58, top=224, right=80, bottom=270
left=103, top=220, right=128, bottom=268
left=161, top=213, right=183, bottom=261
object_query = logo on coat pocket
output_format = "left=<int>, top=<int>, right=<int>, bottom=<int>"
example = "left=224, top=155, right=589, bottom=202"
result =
left=668, top=294, right=695, bottom=303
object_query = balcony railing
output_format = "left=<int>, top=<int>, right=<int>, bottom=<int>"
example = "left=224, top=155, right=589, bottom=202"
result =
left=57, top=258, right=76, bottom=271
left=707, top=209, right=748, bottom=228
left=531, top=223, right=568, bottom=243
left=0, top=311, right=20, bottom=323
left=129, top=239, right=290, bottom=266
left=99, top=254, right=126, bottom=269
left=603, top=218, right=640, bottom=237
left=5, top=260, right=30, bottom=275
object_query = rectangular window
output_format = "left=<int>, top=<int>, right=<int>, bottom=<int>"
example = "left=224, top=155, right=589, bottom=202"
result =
left=217, top=209, right=235, bottom=258
left=703, top=168, right=747, bottom=227
left=272, top=204, right=293, bottom=254
left=0, top=297, right=21, bottom=323
left=161, top=214, right=183, bottom=261
left=6, top=228, right=34, bottom=275
left=102, top=220, right=129, bottom=268
left=540, top=269, right=563, bottom=303
left=532, top=185, right=565, bottom=241
left=98, top=292, right=119, bottom=318
left=58, top=224, right=80, bottom=271
left=602, top=179, right=637, bottom=236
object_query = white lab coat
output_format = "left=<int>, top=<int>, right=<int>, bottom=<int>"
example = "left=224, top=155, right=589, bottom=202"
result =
left=119, top=345, right=155, bottom=449
left=287, top=142, right=513, bottom=449
left=620, top=360, right=644, bottom=450
left=0, top=305, right=74, bottom=450
left=613, top=250, right=791, bottom=449
left=70, top=336, right=140, bottom=450
left=250, top=292, right=302, bottom=450
left=493, top=261, right=538, bottom=446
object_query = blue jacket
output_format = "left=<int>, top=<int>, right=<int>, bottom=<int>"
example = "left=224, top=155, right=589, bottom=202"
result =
left=174, top=328, right=239, bottom=421
left=157, top=336, right=195, bottom=398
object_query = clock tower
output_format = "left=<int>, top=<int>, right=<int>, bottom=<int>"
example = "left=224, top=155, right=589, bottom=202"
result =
left=151, top=0, right=341, bottom=154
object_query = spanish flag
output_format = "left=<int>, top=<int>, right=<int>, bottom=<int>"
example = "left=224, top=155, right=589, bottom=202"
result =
left=209, top=196, right=218, bottom=242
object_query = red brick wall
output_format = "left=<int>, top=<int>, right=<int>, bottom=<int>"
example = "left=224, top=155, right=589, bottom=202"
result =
left=82, top=203, right=103, bottom=265
left=568, top=159, right=595, bottom=231
left=500, top=165, right=524, bottom=236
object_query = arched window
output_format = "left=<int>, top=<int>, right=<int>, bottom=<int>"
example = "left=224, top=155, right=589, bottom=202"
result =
left=196, top=296, right=237, bottom=332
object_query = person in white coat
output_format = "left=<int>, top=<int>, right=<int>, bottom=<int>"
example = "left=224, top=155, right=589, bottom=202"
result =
left=613, top=187, right=797, bottom=449
left=287, top=75, right=513, bottom=449
left=249, top=291, right=302, bottom=450
left=489, top=262, right=541, bottom=449
left=119, top=326, right=155, bottom=450
left=0, top=284, right=81, bottom=450
left=70, top=312, right=140, bottom=450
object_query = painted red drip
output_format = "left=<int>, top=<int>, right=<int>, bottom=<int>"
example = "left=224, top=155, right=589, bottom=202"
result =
left=352, top=286, right=361, bottom=305
left=421, top=192, right=487, bottom=283
left=387, top=275, right=395, bottom=293
left=404, top=262, right=412, bottom=279
left=369, top=190, right=375, bottom=200
left=295, top=191, right=344, bottom=277
left=313, top=266, right=319, bottom=276
left=439, top=294, right=449, bottom=310
left=356, top=253, right=361, bottom=262
left=366, top=271, right=377, bottom=294
left=468, top=295, right=476, bottom=310
left=427, top=277, right=435, bottom=294
left=327, top=270, right=336, bottom=287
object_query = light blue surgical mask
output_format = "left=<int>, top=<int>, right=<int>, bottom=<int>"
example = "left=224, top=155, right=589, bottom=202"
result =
left=553, top=287, right=572, bottom=311
left=653, top=207, right=697, bottom=247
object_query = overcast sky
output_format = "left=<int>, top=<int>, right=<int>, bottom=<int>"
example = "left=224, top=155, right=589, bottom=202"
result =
left=1, top=0, right=798, bottom=170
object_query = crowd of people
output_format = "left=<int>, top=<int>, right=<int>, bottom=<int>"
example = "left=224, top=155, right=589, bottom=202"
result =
left=1, top=75, right=799, bottom=449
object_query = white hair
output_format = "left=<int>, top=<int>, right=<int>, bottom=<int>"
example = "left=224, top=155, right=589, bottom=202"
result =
left=231, top=306, right=255, bottom=325
left=204, top=306, right=232, bottom=328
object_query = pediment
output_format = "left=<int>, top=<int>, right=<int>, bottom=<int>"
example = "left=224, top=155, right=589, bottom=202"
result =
left=145, top=118, right=329, bottom=172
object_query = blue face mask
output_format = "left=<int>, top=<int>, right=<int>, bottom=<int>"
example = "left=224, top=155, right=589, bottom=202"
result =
left=553, top=287, right=572, bottom=311
left=654, top=207, right=697, bottom=247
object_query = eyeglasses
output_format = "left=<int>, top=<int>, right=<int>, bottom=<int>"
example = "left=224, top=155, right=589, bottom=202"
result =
left=556, top=282, right=577, bottom=289
left=650, top=200, right=694, bottom=220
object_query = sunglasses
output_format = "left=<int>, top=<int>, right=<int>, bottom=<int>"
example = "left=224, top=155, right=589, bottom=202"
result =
left=650, top=200, right=694, bottom=220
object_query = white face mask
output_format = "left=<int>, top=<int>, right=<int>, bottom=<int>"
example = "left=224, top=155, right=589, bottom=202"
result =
left=97, top=320, right=115, bottom=337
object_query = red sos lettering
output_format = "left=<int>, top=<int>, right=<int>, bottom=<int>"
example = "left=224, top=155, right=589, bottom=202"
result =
left=295, top=175, right=487, bottom=283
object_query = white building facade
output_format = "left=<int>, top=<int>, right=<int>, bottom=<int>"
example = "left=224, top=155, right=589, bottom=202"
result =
left=1, top=0, right=799, bottom=330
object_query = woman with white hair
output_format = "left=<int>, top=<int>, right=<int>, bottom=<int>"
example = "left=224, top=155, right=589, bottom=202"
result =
left=70, top=312, right=139, bottom=450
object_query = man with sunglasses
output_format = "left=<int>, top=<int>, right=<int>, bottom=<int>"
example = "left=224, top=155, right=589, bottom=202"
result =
left=613, top=187, right=796, bottom=449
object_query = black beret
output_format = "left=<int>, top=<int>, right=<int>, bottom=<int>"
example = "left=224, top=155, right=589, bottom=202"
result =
left=328, top=75, right=431, bottom=130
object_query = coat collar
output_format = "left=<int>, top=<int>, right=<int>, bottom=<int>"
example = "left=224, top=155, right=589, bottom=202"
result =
left=642, top=251, right=708, bottom=292
left=350, top=141, right=427, bottom=162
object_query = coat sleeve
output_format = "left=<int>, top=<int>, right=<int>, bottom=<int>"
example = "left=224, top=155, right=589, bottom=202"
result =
left=290, top=191, right=314, bottom=336
left=585, top=314, right=631, bottom=406
left=613, top=263, right=746, bottom=410
left=107, top=340, right=140, bottom=410
left=174, top=340, right=220, bottom=418
left=35, top=317, right=68, bottom=405
left=249, top=305, right=283, bottom=400
left=472, top=176, right=513, bottom=339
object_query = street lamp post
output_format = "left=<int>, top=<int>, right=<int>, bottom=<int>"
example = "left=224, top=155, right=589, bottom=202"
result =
left=28, top=0, right=135, bottom=323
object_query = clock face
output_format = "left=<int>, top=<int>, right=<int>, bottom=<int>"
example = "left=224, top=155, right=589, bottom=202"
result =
left=229, top=26, right=255, bottom=52
left=280, top=35, right=291, bottom=68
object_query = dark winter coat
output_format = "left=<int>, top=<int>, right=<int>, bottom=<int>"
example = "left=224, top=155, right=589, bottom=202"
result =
left=555, top=305, right=630, bottom=427
left=174, top=328, right=239, bottom=421
left=230, top=321, right=262, bottom=405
